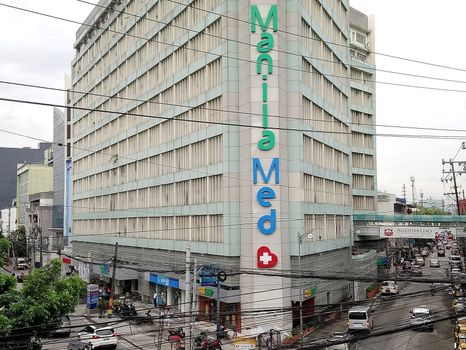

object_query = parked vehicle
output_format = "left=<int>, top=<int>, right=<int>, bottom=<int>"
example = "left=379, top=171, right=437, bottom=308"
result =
left=415, top=257, right=425, bottom=266
left=133, top=310, right=154, bottom=325
left=381, top=281, right=399, bottom=295
left=16, top=272, right=25, bottom=283
left=410, top=307, right=433, bottom=331
left=194, top=332, right=222, bottom=350
left=67, top=340, right=93, bottom=350
left=430, top=259, right=440, bottom=268
left=78, top=325, right=119, bottom=349
left=16, top=257, right=28, bottom=270
left=52, top=315, right=71, bottom=337
left=347, top=306, right=373, bottom=332
left=113, top=302, right=137, bottom=317
left=324, top=332, right=353, bottom=350
left=438, top=249, right=445, bottom=257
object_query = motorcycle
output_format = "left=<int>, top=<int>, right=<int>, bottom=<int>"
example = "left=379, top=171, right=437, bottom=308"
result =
left=113, top=302, right=137, bottom=317
left=135, top=310, right=154, bottom=325
left=168, top=327, right=185, bottom=342
left=194, top=332, right=222, bottom=350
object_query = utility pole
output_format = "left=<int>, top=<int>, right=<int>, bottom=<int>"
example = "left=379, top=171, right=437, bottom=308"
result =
left=189, top=258, right=197, bottom=350
left=185, top=246, right=191, bottom=335
left=109, top=242, right=119, bottom=317
left=402, top=184, right=407, bottom=201
left=442, top=159, right=463, bottom=215
left=39, top=228, right=43, bottom=268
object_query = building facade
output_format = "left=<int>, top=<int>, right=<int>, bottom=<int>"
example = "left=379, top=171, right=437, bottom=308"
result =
left=70, top=0, right=375, bottom=331
left=0, top=143, right=51, bottom=207
left=16, top=164, right=53, bottom=226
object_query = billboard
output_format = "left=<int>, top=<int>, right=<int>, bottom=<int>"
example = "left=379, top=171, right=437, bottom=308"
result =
left=379, top=227, right=456, bottom=239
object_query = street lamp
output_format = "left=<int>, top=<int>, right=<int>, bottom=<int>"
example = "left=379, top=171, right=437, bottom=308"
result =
left=297, top=228, right=323, bottom=348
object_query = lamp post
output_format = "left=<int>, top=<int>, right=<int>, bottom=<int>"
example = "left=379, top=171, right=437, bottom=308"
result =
left=297, top=228, right=322, bottom=348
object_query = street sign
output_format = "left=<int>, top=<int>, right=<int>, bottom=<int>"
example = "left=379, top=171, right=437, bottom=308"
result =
left=86, top=284, right=99, bottom=309
left=199, top=265, right=219, bottom=287
left=234, top=337, right=256, bottom=350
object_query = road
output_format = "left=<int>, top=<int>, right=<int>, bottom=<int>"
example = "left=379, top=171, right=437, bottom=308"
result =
left=357, top=250, right=454, bottom=350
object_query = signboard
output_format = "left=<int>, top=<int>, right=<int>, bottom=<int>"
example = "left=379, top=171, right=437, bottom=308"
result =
left=234, top=337, right=256, bottom=350
left=303, top=287, right=317, bottom=300
left=86, top=284, right=99, bottom=309
left=198, top=287, right=215, bottom=298
left=199, top=265, right=218, bottom=287
left=380, top=226, right=457, bottom=239
left=149, top=274, right=179, bottom=289
left=100, top=264, right=110, bottom=276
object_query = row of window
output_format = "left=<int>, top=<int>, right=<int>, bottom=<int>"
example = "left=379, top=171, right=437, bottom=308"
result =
left=351, top=110, right=373, bottom=127
left=301, top=21, right=348, bottom=84
left=73, top=53, right=221, bottom=140
left=302, top=96, right=349, bottom=146
left=303, top=174, right=351, bottom=206
left=350, top=67, right=374, bottom=85
left=74, top=97, right=222, bottom=162
left=303, top=135, right=350, bottom=175
left=353, top=195, right=376, bottom=211
left=302, top=59, right=349, bottom=117
left=352, top=152, right=375, bottom=170
left=73, top=0, right=219, bottom=86
left=73, top=134, right=223, bottom=189
left=73, top=214, right=224, bottom=243
left=303, top=214, right=351, bottom=240
left=351, top=88, right=373, bottom=109
left=73, top=174, right=223, bottom=213
left=352, top=131, right=373, bottom=149
left=301, top=0, right=348, bottom=50
left=352, top=174, right=375, bottom=190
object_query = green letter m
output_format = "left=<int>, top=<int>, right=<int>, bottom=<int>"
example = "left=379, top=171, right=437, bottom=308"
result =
left=251, top=4, right=278, bottom=33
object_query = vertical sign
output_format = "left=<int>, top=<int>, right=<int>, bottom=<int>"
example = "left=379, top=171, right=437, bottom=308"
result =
left=250, top=4, right=279, bottom=269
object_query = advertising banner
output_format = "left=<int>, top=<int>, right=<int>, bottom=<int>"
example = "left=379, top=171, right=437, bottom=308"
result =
left=380, top=226, right=456, bottom=239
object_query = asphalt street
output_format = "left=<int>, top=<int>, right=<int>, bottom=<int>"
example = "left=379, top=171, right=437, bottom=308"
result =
left=357, top=250, right=455, bottom=350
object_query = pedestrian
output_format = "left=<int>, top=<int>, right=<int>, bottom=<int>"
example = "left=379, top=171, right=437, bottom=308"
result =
left=153, top=291, right=158, bottom=308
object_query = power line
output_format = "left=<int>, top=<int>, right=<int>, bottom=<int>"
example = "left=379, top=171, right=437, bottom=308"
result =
left=5, top=79, right=466, bottom=135
left=3, top=0, right=466, bottom=106
left=75, top=0, right=466, bottom=86
left=1, top=96, right=466, bottom=141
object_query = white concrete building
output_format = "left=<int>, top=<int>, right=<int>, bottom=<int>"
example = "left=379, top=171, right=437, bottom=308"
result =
left=70, top=0, right=376, bottom=331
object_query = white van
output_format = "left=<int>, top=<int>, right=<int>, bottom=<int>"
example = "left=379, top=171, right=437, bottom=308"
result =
left=348, top=306, right=373, bottom=332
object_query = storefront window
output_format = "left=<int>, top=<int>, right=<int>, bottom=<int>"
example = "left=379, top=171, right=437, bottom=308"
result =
left=158, top=285, right=167, bottom=306
left=173, top=289, right=181, bottom=309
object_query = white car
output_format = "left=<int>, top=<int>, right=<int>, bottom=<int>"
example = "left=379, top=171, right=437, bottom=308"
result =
left=16, top=257, right=29, bottom=270
left=78, top=325, right=119, bottom=349
left=381, top=281, right=399, bottom=295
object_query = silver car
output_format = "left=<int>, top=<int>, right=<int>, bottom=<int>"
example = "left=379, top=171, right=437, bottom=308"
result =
left=430, top=259, right=440, bottom=268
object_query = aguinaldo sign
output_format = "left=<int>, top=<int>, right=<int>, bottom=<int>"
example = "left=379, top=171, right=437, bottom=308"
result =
left=250, top=4, right=279, bottom=269
left=380, top=226, right=457, bottom=239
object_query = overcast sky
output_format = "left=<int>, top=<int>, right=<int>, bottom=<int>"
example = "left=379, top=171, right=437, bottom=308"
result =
left=0, top=0, right=465, bottom=205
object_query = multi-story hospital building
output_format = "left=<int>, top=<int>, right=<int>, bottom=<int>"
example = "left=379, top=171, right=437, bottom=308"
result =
left=69, top=0, right=376, bottom=331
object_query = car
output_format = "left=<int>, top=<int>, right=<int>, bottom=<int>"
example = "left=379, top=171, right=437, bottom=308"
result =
left=325, top=332, right=353, bottom=350
left=381, top=281, right=399, bottom=295
left=67, top=340, right=93, bottom=350
left=16, top=257, right=29, bottom=270
left=53, top=316, right=71, bottom=337
left=79, top=325, right=119, bottom=349
left=430, top=259, right=440, bottom=268
left=16, top=272, right=25, bottom=283
left=410, top=307, right=433, bottom=331
left=438, top=249, right=445, bottom=257
left=421, top=250, right=429, bottom=257
left=408, top=267, right=422, bottom=277
left=452, top=268, right=462, bottom=277
left=415, top=257, right=425, bottom=266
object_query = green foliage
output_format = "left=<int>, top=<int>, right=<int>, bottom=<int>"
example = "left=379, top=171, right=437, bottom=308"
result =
left=10, top=226, right=27, bottom=258
left=0, top=258, right=85, bottom=348
left=0, top=239, right=10, bottom=266
left=415, top=207, right=450, bottom=215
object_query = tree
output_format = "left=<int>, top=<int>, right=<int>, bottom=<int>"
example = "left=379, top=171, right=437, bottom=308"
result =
left=0, top=239, right=10, bottom=267
left=415, top=207, right=450, bottom=215
left=9, top=226, right=27, bottom=259
left=0, top=258, right=85, bottom=349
